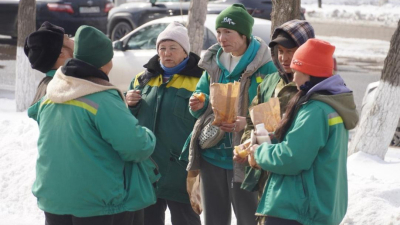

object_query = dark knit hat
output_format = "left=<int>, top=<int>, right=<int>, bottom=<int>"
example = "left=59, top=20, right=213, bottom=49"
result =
left=269, top=30, right=297, bottom=49
left=73, top=25, right=113, bottom=68
left=24, top=21, right=65, bottom=73
left=215, top=3, right=254, bottom=39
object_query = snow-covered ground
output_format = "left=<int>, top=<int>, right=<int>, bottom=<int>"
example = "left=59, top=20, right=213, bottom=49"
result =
left=303, top=0, right=400, bottom=27
left=1, top=0, right=400, bottom=225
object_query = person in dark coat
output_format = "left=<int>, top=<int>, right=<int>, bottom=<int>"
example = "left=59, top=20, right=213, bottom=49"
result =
left=24, top=21, right=74, bottom=105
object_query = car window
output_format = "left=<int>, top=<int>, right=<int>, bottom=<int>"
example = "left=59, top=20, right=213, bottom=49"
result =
left=127, top=23, right=168, bottom=50
left=203, top=28, right=217, bottom=50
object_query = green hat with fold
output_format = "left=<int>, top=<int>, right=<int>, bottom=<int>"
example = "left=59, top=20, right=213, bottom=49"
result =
left=215, top=3, right=254, bottom=39
left=73, top=25, right=113, bottom=68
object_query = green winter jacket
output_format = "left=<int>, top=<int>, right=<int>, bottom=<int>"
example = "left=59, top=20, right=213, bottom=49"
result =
left=240, top=72, right=297, bottom=192
left=28, top=59, right=157, bottom=217
left=188, top=37, right=277, bottom=171
left=254, top=75, right=359, bottom=225
left=129, top=53, right=203, bottom=204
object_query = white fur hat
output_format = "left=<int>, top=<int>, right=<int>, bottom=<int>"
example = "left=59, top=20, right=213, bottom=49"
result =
left=156, top=21, right=190, bottom=54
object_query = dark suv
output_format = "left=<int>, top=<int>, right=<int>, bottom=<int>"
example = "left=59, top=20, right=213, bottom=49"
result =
left=0, top=0, right=113, bottom=38
left=107, top=0, right=305, bottom=41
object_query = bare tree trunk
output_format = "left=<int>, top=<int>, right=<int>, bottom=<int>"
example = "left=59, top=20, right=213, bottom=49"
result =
left=187, top=0, right=208, bottom=56
left=270, top=0, right=301, bottom=36
left=349, top=20, right=400, bottom=159
left=15, top=0, right=36, bottom=111
left=318, top=0, right=322, bottom=8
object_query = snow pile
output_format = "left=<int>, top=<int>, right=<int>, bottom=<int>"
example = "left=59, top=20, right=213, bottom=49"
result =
left=343, top=150, right=400, bottom=224
left=0, top=99, right=43, bottom=225
left=318, top=36, right=390, bottom=63
left=302, top=0, right=400, bottom=27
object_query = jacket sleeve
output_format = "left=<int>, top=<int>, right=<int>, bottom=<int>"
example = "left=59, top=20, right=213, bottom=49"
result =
left=96, top=91, right=156, bottom=163
left=241, top=85, right=262, bottom=143
left=254, top=103, right=328, bottom=175
left=189, top=71, right=210, bottom=119
left=27, top=100, right=41, bottom=122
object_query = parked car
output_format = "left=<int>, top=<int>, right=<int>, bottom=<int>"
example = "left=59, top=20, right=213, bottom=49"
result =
left=109, top=14, right=271, bottom=91
left=107, top=0, right=305, bottom=41
left=0, top=0, right=113, bottom=38
left=361, top=81, right=400, bottom=147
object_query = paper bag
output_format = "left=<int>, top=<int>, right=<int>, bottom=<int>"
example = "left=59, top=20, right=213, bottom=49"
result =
left=249, top=97, right=281, bottom=132
left=186, top=170, right=202, bottom=215
left=210, top=82, right=240, bottom=126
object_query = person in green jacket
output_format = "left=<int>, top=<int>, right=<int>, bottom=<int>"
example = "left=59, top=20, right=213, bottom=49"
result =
left=125, top=21, right=203, bottom=225
left=251, top=39, right=359, bottom=225
left=236, top=20, right=316, bottom=201
left=28, top=25, right=157, bottom=225
left=24, top=21, right=74, bottom=105
left=187, top=4, right=277, bottom=225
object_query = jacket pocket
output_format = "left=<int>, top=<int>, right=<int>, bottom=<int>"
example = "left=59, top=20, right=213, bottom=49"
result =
left=141, top=157, right=161, bottom=186
left=173, top=88, right=195, bottom=122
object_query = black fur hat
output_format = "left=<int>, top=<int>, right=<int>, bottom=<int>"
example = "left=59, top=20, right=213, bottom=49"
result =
left=24, top=21, right=65, bottom=73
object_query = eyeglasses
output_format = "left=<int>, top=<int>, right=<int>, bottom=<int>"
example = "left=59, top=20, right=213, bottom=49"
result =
left=65, top=34, right=74, bottom=38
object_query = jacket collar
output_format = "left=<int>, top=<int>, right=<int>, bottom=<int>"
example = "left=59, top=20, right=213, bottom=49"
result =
left=46, top=59, right=124, bottom=104
left=138, top=52, right=203, bottom=87
left=199, top=36, right=272, bottom=78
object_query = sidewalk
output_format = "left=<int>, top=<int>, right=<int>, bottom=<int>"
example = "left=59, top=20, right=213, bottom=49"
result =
left=308, top=19, right=396, bottom=41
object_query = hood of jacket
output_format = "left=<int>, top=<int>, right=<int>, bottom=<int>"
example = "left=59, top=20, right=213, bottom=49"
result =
left=270, top=20, right=315, bottom=83
left=308, top=74, right=359, bottom=130
left=47, top=58, right=124, bottom=103
left=198, top=36, right=272, bottom=79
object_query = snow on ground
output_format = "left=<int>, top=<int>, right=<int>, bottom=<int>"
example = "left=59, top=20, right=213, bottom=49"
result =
left=1, top=1, right=400, bottom=225
left=303, top=0, right=400, bottom=27
left=343, top=150, right=400, bottom=225
left=318, top=36, right=390, bottom=63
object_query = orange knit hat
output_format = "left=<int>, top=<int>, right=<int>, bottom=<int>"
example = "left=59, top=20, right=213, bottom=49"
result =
left=290, top=38, right=335, bottom=77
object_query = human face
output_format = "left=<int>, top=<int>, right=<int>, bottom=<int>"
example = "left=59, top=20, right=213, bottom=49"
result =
left=216, top=28, right=247, bottom=56
left=293, top=69, right=310, bottom=91
left=62, top=34, right=74, bottom=58
left=278, top=45, right=298, bottom=73
left=100, top=60, right=113, bottom=75
left=158, top=40, right=187, bottom=68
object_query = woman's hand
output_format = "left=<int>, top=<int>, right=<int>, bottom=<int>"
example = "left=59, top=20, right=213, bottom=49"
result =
left=233, top=148, right=248, bottom=164
left=189, top=95, right=205, bottom=112
left=126, top=90, right=141, bottom=107
left=220, top=116, right=246, bottom=133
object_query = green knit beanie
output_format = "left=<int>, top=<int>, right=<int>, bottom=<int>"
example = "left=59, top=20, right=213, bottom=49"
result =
left=73, top=25, right=113, bottom=68
left=215, top=3, right=254, bottom=39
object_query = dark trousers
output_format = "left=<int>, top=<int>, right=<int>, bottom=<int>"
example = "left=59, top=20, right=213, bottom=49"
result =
left=143, top=198, right=201, bottom=225
left=44, top=211, right=138, bottom=225
left=263, top=216, right=303, bottom=225
left=200, top=158, right=258, bottom=225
